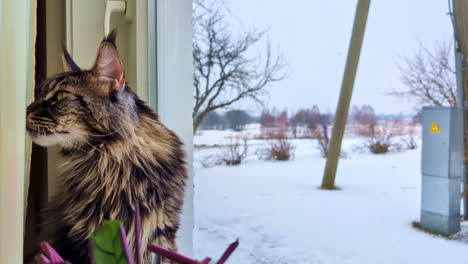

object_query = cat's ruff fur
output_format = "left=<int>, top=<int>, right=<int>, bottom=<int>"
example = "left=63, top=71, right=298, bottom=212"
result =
left=26, top=31, right=187, bottom=264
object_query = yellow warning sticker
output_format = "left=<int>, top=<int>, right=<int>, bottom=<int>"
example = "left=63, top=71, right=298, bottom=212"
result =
left=429, top=122, right=441, bottom=133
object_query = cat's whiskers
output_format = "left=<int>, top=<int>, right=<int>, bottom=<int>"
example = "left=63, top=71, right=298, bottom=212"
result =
left=66, top=130, right=119, bottom=162
left=45, top=126, right=82, bottom=157
left=57, top=121, right=126, bottom=138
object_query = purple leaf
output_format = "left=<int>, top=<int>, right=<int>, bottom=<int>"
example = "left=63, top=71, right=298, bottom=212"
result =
left=35, top=254, right=51, bottom=264
left=200, top=257, right=212, bottom=264
left=37, top=242, right=66, bottom=264
left=120, top=224, right=135, bottom=264
left=134, top=205, right=143, bottom=264
left=147, top=244, right=199, bottom=264
left=216, top=240, right=239, bottom=264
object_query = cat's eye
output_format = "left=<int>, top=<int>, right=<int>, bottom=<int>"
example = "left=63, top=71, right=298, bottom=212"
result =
left=55, top=91, right=69, bottom=101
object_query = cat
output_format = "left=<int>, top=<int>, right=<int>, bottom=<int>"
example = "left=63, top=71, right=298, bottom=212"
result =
left=26, top=31, right=187, bottom=264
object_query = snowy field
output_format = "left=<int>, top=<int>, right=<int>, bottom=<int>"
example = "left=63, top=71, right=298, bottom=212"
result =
left=193, top=126, right=468, bottom=264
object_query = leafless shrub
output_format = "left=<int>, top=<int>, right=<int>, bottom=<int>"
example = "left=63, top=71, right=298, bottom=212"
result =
left=306, top=108, right=341, bottom=158
left=311, top=126, right=329, bottom=158
left=317, top=136, right=329, bottom=158
left=400, top=124, right=420, bottom=150
left=200, top=154, right=223, bottom=168
left=257, top=129, right=295, bottom=161
left=311, top=125, right=347, bottom=158
left=355, top=121, right=401, bottom=154
left=266, top=139, right=294, bottom=161
left=369, top=141, right=391, bottom=154
left=219, top=137, right=249, bottom=165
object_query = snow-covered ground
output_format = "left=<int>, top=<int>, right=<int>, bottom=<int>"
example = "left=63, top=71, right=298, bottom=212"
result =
left=193, top=127, right=468, bottom=264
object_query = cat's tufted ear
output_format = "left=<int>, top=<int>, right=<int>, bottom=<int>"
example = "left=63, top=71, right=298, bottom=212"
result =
left=92, top=32, right=125, bottom=91
left=62, top=46, right=81, bottom=72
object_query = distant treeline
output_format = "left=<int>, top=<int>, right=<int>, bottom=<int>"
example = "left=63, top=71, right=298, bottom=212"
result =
left=198, top=110, right=254, bottom=131
left=198, top=105, right=421, bottom=131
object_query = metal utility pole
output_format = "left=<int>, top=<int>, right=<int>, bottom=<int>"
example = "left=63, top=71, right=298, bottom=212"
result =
left=321, top=0, right=371, bottom=189
left=451, top=0, right=468, bottom=220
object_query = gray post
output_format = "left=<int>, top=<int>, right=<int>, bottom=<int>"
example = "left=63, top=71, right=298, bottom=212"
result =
left=454, top=50, right=468, bottom=220
left=321, top=0, right=371, bottom=189
left=449, top=0, right=467, bottom=220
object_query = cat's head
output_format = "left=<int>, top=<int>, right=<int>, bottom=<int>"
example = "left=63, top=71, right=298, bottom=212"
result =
left=26, top=32, right=137, bottom=147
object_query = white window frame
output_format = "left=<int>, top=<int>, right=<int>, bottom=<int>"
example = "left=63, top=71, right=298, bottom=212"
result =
left=151, top=0, right=195, bottom=256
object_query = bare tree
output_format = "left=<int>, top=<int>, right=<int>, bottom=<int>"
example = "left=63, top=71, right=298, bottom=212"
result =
left=225, top=109, right=251, bottom=131
left=390, top=41, right=457, bottom=108
left=290, top=108, right=316, bottom=138
left=192, top=2, right=286, bottom=132
left=351, top=104, right=376, bottom=126
left=199, top=110, right=225, bottom=130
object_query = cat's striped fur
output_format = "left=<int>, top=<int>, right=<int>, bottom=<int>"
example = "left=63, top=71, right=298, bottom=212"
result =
left=26, top=32, right=187, bottom=264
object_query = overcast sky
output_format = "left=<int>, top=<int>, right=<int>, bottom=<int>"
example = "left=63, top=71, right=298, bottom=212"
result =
left=224, top=0, right=454, bottom=115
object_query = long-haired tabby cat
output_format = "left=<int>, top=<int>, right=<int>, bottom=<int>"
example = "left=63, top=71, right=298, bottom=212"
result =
left=26, top=32, right=187, bottom=264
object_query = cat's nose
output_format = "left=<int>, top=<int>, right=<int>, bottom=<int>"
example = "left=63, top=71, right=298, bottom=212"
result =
left=27, top=100, right=43, bottom=115
left=26, top=104, right=35, bottom=115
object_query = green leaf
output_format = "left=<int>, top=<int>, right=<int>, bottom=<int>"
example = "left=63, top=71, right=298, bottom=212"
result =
left=90, top=221, right=128, bottom=264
